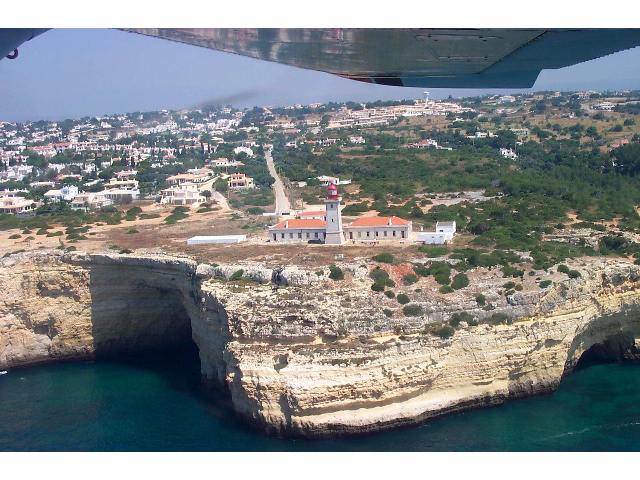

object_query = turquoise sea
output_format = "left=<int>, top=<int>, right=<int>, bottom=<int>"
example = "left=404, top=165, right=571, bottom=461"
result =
left=1, top=347, right=639, bottom=451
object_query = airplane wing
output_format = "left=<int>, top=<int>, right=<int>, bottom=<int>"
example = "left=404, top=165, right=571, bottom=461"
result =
left=3, top=28, right=640, bottom=88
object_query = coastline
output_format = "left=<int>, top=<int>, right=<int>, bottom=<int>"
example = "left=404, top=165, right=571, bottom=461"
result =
left=2, top=249, right=640, bottom=437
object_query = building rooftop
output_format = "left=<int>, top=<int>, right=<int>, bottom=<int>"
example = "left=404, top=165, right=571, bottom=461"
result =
left=348, top=216, right=410, bottom=227
left=271, top=219, right=327, bottom=230
left=298, top=210, right=326, bottom=217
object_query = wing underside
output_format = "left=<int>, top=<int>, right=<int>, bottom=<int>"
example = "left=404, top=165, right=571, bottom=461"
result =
left=121, top=28, right=640, bottom=88
left=2, top=28, right=640, bottom=88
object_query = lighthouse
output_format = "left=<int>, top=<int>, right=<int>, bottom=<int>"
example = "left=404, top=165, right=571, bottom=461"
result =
left=324, top=182, right=344, bottom=245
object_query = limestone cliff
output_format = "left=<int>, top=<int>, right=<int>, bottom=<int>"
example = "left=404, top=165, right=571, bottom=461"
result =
left=1, top=250, right=639, bottom=437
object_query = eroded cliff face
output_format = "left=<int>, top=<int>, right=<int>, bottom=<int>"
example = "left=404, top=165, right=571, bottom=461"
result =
left=1, top=250, right=639, bottom=437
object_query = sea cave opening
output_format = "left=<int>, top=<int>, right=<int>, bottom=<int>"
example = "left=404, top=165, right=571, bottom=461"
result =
left=86, top=264, right=213, bottom=396
left=574, top=332, right=637, bottom=371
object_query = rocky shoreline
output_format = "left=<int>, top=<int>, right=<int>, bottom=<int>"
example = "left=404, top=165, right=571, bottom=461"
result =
left=1, top=250, right=640, bottom=437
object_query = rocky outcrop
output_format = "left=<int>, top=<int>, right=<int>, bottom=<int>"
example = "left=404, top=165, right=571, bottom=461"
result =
left=1, top=250, right=639, bottom=437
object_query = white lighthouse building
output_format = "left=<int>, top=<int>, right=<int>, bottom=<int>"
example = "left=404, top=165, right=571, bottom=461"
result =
left=268, top=183, right=412, bottom=244
left=324, top=182, right=344, bottom=245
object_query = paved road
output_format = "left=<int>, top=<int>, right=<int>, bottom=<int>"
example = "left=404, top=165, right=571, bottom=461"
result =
left=264, top=147, right=291, bottom=215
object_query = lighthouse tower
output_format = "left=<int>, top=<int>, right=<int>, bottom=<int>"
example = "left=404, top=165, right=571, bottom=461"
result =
left=324, top=182, right=344, bottom=245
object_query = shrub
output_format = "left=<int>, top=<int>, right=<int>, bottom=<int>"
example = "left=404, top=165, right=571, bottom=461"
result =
left=402, top=304, right=423, bottom=316
left=434, top=324, right=455, bottom=339
left=403, top=273, right=418, bottom=286
left=385, top=278, right=396, bottom=288
left=328, top=265, right=344, bottom=280
left=369, top=267, right=390, bottom=283
left=451, top=273, right=469, bottom=290
left=125, top=206, right=142, bottom=221
left=46, top=231, right=63, bottom=237
left=539, top=280, right=552, bottom=288
left=384, top=290, right=395, bottom=299
left=371, top=282, right=385, bottom=292
left=413, top=264, right=430, bottom=277
left=557, top=264, right=570, bottom=274
left=489, top=312, right=511, bottom=325
left=229, top=269, right=244, bottom=281
left=429, top=262, right=452, bottom=285
left=126, top=228, right=138, bottom=234
left=502, top=281, right=516, bottom=289
left=449, top=311, right=474, bottom=327
left=246, top=207, right=264, bottom=215
left=8, top=234, right=20, bottom=239
left=396, top=293, right=410, bottom=304
left=439, top=285, right=454, bottom=294
left=165, top=206, right=189, bottom=224
left=502, top=265, right=524, bottom=278
left=372, top=252, right=394, bottom=264
left=475, top=294, right=486, bottom=306
left=383, top=308, right=394, bottom=318
left=568, top=270, right=581, bottom=279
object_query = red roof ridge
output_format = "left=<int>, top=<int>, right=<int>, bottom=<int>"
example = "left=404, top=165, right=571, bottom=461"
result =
left=348, top=215, right=410, bottom=227
left=271, top=218, right=327, bottom=229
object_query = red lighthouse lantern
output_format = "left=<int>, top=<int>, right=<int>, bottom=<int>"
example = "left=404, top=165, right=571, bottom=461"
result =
left=327, top=182, right=338, bottom=199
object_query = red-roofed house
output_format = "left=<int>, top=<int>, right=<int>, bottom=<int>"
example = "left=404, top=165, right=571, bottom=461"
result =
left=344, top=216, right=411, bottom=241
left=269, top=218, right=327, bottom=243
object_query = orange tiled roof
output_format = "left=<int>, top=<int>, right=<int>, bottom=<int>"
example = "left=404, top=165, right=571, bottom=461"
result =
left=299, top=210, right=326, bottom=217
left=271, top=219, right=326, bottom=229
left=348, top=216, right=410, bottom=227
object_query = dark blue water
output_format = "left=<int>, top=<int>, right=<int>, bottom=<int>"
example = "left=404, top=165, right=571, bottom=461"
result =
left=1, top=348, right=639, bottom=451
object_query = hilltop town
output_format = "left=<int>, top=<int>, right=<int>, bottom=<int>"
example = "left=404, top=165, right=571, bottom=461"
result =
left=2, top=90, right=640, bottom=279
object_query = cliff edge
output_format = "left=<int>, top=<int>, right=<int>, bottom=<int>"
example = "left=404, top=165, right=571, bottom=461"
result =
left=1, top=250, right=639, bottom=436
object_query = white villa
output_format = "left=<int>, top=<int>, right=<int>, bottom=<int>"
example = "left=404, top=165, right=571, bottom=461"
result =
left=167, top=169, right=213, bottom=186
left=500, top=148, right=518, bottom=159
left=210, top=158, right=243, bottom=169
left=0, top=193, right=37, bottom=215
left=233, top=146, right=254, bottom=157
left=70, top=192, right=113, bottom=211
left=44, top=185, right=79, bottom=203
left=104, top=176, right=140, bottom=201
left=269, top=183, right=412, bottom=244
left=416, top=221, right=457, bottom=245
left=160, top=183, right=207, bottom=206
